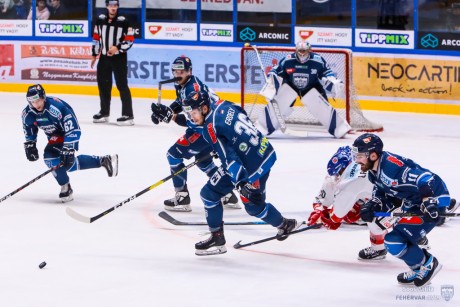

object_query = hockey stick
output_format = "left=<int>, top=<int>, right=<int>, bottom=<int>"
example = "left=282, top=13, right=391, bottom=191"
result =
left=159, top=211, right=268, bottom=226
left=66, top=153, right=215, bottom=223
left=157, top=77, right=181, bottom=105
left=233, top=223, right=320, bottom=249
left=0, top=162, right=63, bottom=204
left=375, top=212, right=460, bottom=218
left=248, top=44, right=308, bottom=137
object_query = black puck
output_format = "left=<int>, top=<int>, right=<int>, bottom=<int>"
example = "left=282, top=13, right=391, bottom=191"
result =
left=39, top=261, right=47, bottom=269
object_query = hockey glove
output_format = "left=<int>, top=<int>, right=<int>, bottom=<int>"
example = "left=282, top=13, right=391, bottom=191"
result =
left=60, top=146, right=75, bottom=169
left=237, top=182, right=265, bottom=206
left=151, top=103, right=173, bottom=123
left=322, top=76, right=344, bottom=98
left=24, top=141, right=39, bottom=161
left=343, top=201, right=362, bottom=224
left=360, top=198, right=383, bottom=223
left=421, top=198, right=440, bottom=220
left=307, top=203, right=325, bottom=226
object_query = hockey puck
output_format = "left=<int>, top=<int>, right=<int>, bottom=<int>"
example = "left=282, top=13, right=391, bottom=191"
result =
left=39, top=261, right=47, bottom=269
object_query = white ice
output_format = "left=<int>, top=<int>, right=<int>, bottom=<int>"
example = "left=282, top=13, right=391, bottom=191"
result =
left=0, top=92, right=458, bottom=307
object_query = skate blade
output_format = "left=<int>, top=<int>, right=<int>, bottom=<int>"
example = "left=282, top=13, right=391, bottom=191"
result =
left=357, top=255, right=386, bottom=261
left=60, top=195, right=74, bottom=203
left=195, top=246, right=227, bottom=256
left=111, top=154, right=119, bottom=177
left=164, top=205, right=192, bottom=212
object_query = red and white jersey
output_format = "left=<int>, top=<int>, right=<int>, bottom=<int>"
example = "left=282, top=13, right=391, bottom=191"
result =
left=315, top=161, right=373, bottom=218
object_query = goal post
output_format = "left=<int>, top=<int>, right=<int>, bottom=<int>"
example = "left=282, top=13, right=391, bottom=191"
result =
left=240, top=46, right=383, bottom=132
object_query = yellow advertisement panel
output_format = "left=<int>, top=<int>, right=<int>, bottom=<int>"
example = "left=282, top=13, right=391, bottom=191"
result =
left=354, top=56, right=460, bottom=101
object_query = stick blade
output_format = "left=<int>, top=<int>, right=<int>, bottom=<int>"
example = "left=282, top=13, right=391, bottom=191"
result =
left=158, top=211, right=181, bottom=225
left=66, top=207, right=92, bottom=223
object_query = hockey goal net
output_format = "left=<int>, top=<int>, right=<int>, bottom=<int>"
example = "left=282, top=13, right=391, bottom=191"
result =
left=240, top=46, right=383, bottom=132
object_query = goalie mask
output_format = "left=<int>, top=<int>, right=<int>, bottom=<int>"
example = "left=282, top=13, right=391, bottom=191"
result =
left=295, top=40, right=311, bottom=64
left=26, top=84, right=46, bottom=107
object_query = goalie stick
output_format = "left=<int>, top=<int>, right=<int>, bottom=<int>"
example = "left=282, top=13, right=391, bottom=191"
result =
left=233, top=223, right=320, bottom=249
left=66, top=152, right=215, bottom=223
left=159, top=211, right=268, bottom=226
left=248, top=44, right=309, bottom=137
left=375, top=212, right=460, bottom=218
left=0, top=162, right=63, bottom=204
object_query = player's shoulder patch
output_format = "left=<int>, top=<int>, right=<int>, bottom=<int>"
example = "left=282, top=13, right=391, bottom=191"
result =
left=310, top=53, right=324, bottom=64
left=116, top=16, right=126, bottom=22
left=98, top=14, right=107, bottom=20
left=48, top=104, right=63, bottom=120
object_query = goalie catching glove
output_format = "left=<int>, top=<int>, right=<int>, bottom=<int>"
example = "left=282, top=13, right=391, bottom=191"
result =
left=259, top=73, right=281, bottom=101
left=151, top=103, right=173, bottom=124
left=321, top=76, right=344, bottom=98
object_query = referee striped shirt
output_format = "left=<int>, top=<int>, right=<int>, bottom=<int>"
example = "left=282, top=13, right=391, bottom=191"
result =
left=92, top=14, right=134, bottom=56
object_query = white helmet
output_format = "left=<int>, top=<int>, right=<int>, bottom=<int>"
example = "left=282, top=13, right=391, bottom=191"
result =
left=295, top=40, right=311, bottom=63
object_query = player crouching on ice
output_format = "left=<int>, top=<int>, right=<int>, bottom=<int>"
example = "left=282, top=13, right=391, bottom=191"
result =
left=22, top=84, right=118, bottom=202
left=353, top=133, right=448, bottom=287
left=255, top=40, right=351, bottom=138
left=182, top=91, right=299, bottom=256
left=307, top=145, right=401, bottom=260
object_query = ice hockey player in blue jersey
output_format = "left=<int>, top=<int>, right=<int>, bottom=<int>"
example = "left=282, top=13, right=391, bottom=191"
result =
left=353, top=133, right=448, bottom=287
left=22, top=84, right=118, bottom=202
left=255, top=40, right=350, bottom=138
left=150, top=56, right=240, bottom=212
left=181, top=90, right=299, bottom=256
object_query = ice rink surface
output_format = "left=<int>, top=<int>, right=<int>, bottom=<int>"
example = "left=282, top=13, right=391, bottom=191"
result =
left=0, top=92, right=458, bottom=307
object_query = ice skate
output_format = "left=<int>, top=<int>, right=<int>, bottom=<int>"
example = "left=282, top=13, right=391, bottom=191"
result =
left=164, top=187, right=191, bottom=212
left=93, top=112, right=109, bottom=123
left=413, top=252, right=442, bottom=287
left=195, top=228, right=227, bottom=256
left=276, top=218, right=299, bottom=241
left=358, top=246, right=387, bottom=260
left=116, top=115, right=134, bottom=126
left=101, top=154, right=118, bottom=177
left=59, top=183, right=73, bottom=203
left=221, top=191, right=241, bottom=209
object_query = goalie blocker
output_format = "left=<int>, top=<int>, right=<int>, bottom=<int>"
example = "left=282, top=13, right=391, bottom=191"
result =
left=256, top=84, right=351, bottom=138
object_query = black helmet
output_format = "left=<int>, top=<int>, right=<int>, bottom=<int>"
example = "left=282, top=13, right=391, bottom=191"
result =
left=182, top=91, right=210, bottom=112
left=352, top=133, right=383, bottom=155
left=26, top=84, right=46, bottom=105
left=105, top=0, right=119, bottom=6
left=172, top=56, right=192, bottom=72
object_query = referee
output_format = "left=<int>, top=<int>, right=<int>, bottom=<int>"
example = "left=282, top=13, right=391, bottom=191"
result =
left=91, top=0, right=135, bottom=126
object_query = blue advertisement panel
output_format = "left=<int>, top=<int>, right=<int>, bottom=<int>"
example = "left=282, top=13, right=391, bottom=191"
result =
left=127, top=45, right=241, bottom=91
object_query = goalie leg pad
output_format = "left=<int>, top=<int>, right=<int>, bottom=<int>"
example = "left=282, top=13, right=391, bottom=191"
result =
left=300, top=88, right=351, bottom=138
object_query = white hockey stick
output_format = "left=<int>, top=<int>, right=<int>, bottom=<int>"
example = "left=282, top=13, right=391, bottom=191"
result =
left=248, top=44, right=308, bottom=137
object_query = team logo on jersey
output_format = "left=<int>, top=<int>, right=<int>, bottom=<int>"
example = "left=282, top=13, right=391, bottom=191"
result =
left=239, top=142, right=248, bottom=152
left=258, top=136, right=269, bottom=156
left=293, top=73, right=309, bottom=89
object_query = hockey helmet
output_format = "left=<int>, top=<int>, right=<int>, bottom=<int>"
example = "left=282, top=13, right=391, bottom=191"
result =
left=295, top=40, right=311, bottom=63
left=182, top=91, right=210, bottom=113
left=171, top=56, right=192, bottom=72
left=327, top=146, right=352, bottom=176
left=352, top=133, right=384, bottom=156
left=105, top=0, right=119, bottom=6
left=26, top=84, right=46, bottom=105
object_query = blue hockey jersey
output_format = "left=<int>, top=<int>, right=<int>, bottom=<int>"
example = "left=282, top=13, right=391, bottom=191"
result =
left=21, top=96, right=81, bottom=149
left=201, top=100, right=277, bottom=185
left=270, top=52, right=335, bottom=97
left=368, top=151, right=450, bottom=209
